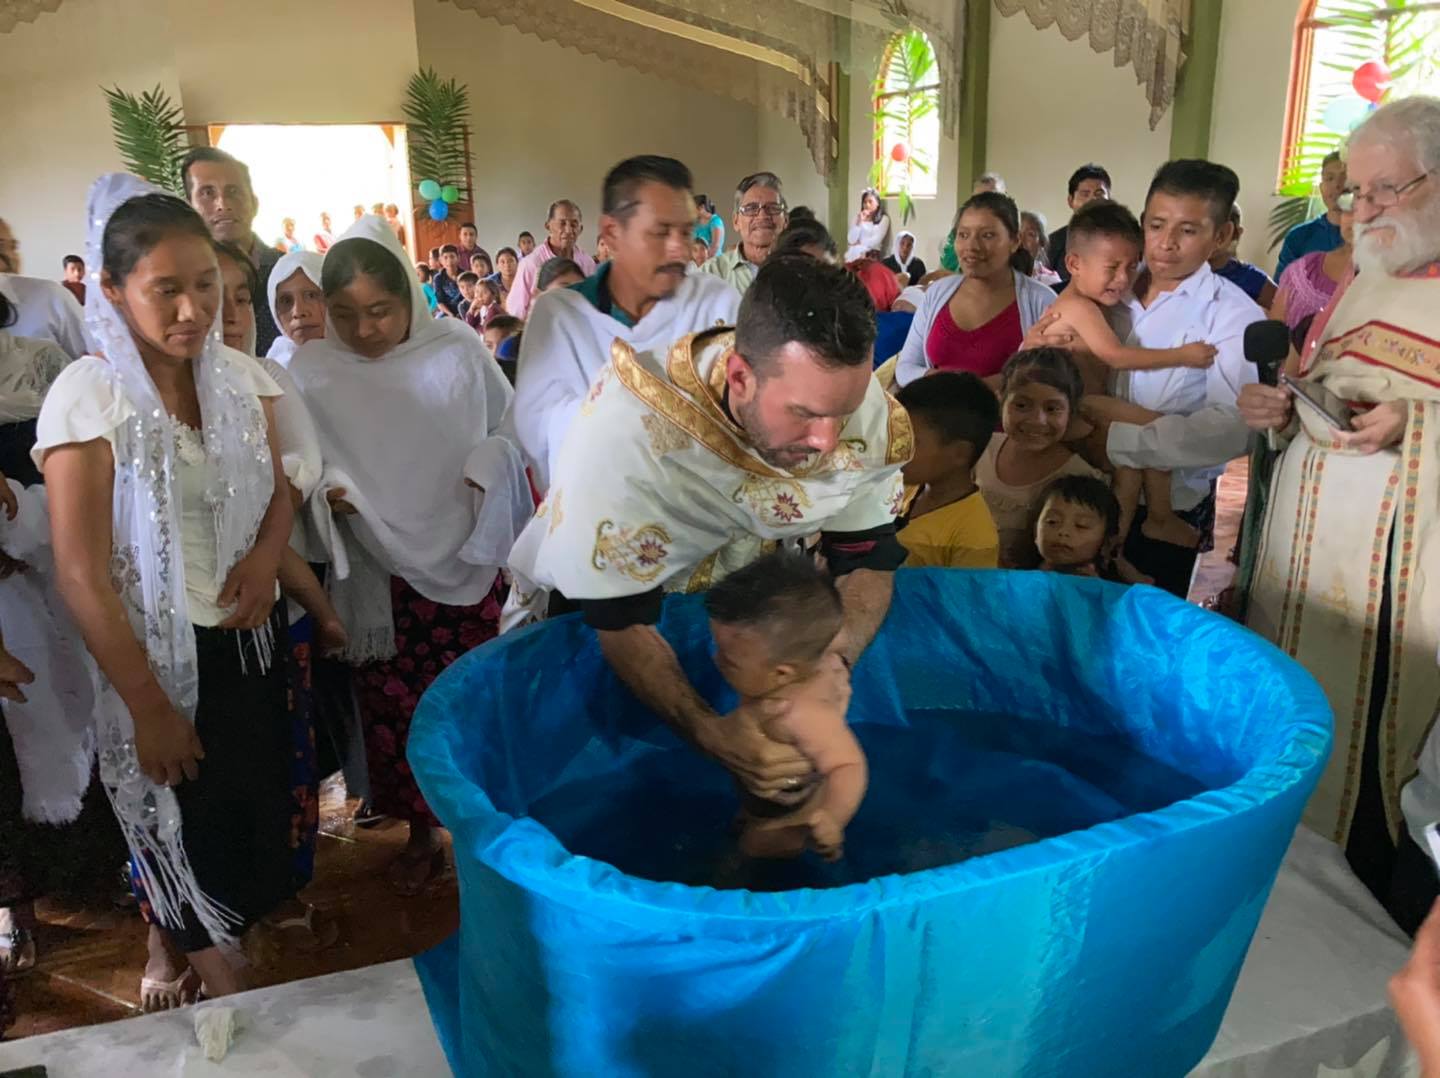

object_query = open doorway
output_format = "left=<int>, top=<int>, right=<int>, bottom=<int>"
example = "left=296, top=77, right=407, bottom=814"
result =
left=210, top=123, right=413, bottom=257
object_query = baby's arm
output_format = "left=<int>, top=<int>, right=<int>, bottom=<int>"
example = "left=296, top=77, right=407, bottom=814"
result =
left=1059, top=294, right=1216, bottom=372
left=781, top=700, right=868, bottom=860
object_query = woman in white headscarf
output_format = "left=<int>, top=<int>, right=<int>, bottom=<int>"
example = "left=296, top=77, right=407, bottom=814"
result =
left=291, top=215, right=528, bottom=896
left=35, top=175, right=297, bottom=1006
left=265, top=250, right=325, bottom=367
left=882, top=229, right=927, bottom=286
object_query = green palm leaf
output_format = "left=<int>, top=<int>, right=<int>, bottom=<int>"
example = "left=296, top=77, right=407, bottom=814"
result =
left=103, top=85, right=186, bottom=196
left=403, top=67, right=471, bottom=195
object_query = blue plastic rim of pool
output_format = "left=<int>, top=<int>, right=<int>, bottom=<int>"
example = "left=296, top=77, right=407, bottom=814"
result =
left=409, top=570, right=1333, bottom=1078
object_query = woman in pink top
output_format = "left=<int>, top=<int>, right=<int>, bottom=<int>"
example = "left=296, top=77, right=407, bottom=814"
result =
left=894, top=192, right=1057, bottom=389
left=1271, top=207, right=1353, bottom=334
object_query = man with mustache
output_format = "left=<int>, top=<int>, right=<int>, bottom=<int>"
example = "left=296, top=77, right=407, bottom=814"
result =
left=511, top=156, right=741, bottom=490
left=181, top=147, right=283, bottom=355
left=1240, top=96, right=1440, bottom=929
left=701, top=172, right=789, bottom=293
left=509, top=255, right=908, bottom=806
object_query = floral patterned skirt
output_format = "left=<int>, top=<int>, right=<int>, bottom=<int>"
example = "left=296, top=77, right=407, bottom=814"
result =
left=355, top=575, right=506, bottom=826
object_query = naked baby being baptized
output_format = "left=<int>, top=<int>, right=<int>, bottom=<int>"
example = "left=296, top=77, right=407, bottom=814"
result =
left=705, top=552, right=868, bottom=862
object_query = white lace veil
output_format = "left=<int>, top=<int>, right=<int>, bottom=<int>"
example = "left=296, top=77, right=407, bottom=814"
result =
left=85, top=173, right=276, bottom=944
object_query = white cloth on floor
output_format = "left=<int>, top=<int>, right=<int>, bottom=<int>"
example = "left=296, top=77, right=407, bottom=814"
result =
left=0, top=273, right=88, bottom=358
left=0, top=480, right=100, bottom=824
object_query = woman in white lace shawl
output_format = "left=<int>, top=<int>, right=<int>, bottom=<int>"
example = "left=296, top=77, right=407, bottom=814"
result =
left=35, top=176, right=296, bottom=1007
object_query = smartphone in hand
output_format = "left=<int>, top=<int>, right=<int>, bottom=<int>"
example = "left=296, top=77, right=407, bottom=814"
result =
left=1280, top=372, right=1354, bottom=431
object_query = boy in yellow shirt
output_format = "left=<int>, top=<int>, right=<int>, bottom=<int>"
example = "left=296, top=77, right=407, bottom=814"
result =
left=894, top=372, right=1001, bottom=569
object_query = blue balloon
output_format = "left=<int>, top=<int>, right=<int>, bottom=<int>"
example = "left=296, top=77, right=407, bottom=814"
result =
left=1321, top=95, right=1369, bottom=133
left=428, top=198, right=450, bottom=222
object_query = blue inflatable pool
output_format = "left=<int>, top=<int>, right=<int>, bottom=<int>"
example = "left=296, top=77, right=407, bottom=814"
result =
left=410, top=570, right=1331, bottom=1078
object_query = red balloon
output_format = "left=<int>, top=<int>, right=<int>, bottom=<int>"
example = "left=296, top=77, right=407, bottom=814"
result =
left=890, top=142, right=910, bottom=163
left=1352, top=61, right=1391, bottom=104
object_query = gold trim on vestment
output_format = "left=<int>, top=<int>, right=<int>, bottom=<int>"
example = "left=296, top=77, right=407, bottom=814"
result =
left=1323, top=320, right=1440, bottom=391
left=884, top=390, right=914, bottom=466
left=611, top=337, right=781, bottom=478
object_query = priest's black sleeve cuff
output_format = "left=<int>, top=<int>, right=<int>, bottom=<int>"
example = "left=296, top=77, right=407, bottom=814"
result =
left=821, top=524, right=909, bottom=575
left=578, top=588, right=665, bottom=631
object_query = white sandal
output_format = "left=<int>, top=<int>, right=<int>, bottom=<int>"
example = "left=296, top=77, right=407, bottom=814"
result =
left=139, top=966, right=201, bottom=1012
left=263, top=904, right=339, bottom=953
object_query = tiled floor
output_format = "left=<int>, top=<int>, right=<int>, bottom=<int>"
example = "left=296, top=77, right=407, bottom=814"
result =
left=6, top=460, right=1251, bottom=1043
left=5, top=778, right=458, bottom=1041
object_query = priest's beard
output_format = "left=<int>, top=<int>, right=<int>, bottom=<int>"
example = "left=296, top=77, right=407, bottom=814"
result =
left=733, top=394, right=818, bottom=471
left=1355, top=199, right=1440, bottom=275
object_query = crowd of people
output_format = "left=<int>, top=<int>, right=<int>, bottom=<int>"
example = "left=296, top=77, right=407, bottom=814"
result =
left=1, top=93, right=1439, bottom=1059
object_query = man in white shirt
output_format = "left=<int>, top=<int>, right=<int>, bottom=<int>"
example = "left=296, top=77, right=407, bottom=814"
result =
left=701, top=173, right=788, bottom=293
left=1045, top=160, right=1263, bottom=596
left=510, top=156, right=740, bottom=490
left=0, top=273, right=87, bottom=359
left=504, top=200, right=597, bottom=319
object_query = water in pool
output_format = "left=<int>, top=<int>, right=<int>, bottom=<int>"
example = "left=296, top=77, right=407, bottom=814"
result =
left=525, top=710, right=1206, bottom=890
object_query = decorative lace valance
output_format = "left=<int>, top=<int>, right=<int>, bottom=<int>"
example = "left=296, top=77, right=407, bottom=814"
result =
left=0, top=0, right=61, bottom=33
left=444, top=0, right=964, bottom=178
left=992, top=0, right=1189, bottom=129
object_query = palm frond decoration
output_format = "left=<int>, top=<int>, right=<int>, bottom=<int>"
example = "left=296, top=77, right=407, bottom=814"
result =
left=1270, top=0, right=1440, bottom=251
left=103, top=85, right=186, bottom=196
left=869, top=29, right=939, bottom=225
left=403, top=67, right=471, bottom=193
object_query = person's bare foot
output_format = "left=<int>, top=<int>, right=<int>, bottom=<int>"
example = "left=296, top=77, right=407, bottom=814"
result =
left=1140, top=513, right=1201, bottom=549
left=141, top=924, right=199, bottom=1011
left=386, top=827, right=447, bottom=897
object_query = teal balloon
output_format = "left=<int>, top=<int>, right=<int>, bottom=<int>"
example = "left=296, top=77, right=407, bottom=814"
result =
left=418, top=179, right=441, bottom=201
left=428, top=198, right=449, bottom=221
left=1321, top=96, right=1369, bottom=133
left=441, top=184, right=460, bottom=204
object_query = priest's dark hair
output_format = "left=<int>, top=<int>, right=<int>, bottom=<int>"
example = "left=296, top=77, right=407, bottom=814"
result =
left=102, top=193, right=212, bottom=286
left=736, top=255, right=876, bottom=373
left=603, top=156, right=694, bottom=223
left=1145, top=159, right=1240, bottom=231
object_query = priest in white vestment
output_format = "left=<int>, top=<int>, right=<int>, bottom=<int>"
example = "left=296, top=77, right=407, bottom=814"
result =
left=510, top=255, right=911, bottom=801
left=1240, top=97, right=1440, bottom=929
left=510, top=156, right=740, bottom=491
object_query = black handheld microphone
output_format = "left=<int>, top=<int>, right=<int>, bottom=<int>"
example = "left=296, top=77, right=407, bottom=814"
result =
left=1244, top=319, right=1291, bottom=448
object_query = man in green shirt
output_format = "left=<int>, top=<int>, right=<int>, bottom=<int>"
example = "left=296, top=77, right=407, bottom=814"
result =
left=701, top=172, right=788, bottom=292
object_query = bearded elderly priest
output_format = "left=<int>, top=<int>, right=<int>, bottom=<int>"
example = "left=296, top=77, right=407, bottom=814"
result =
left=1240, top=96, right=1440, bottom=928
left=508, top=256, right=911, bottom=800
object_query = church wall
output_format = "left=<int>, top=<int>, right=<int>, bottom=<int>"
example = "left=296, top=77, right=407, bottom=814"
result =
left=0, top=0, right=182, bottom=276
left=413, top=0, right=771, bottom=260
left=984, top=12, right=1175, bottom=253
left=166, top=0, right=420, bottom=126
left=1211, top=0, right=1302, bottom=271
